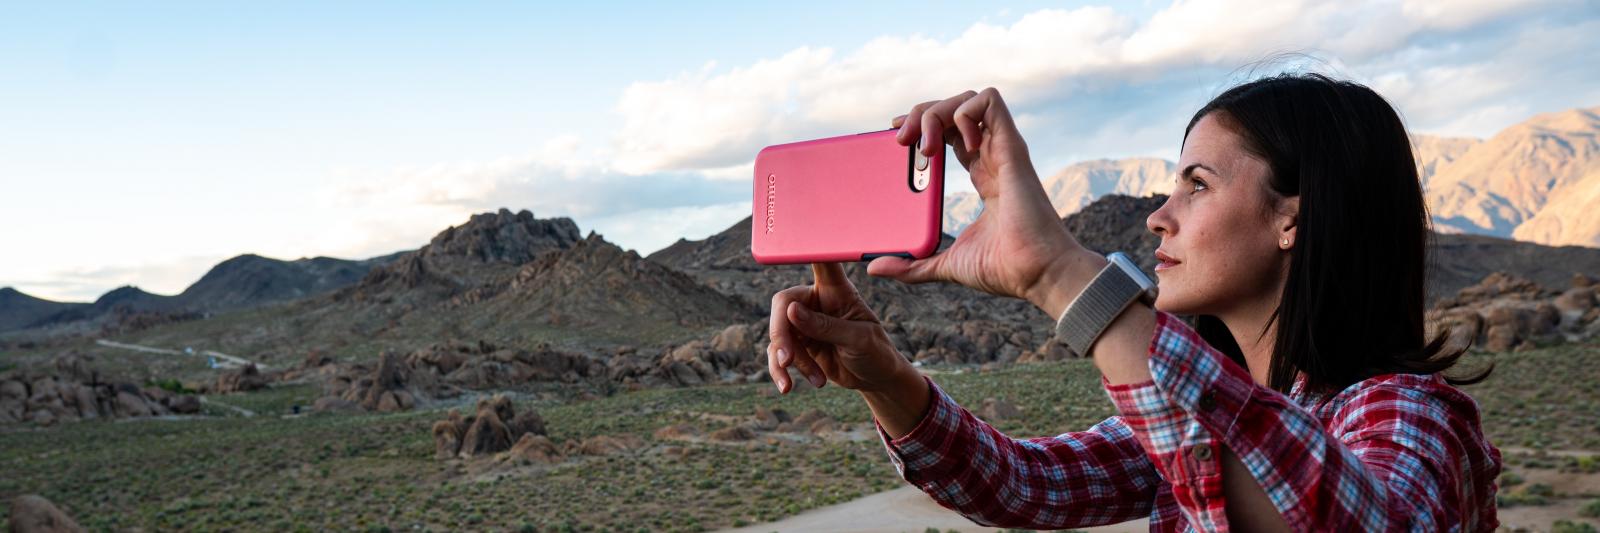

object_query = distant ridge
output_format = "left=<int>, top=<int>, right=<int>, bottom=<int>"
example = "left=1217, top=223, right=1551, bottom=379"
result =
left=2, top=252, right=403, bottom=333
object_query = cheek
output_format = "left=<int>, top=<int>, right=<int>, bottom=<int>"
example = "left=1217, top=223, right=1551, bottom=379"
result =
left=1153, top=207, right=1279, bottom=313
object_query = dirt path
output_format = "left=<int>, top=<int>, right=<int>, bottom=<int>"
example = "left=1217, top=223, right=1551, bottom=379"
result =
left=199, top=396, right=257, bottom=417
left=94, top=339, right=266, bottom=370
left=720, top=486, right=1148, bottom=533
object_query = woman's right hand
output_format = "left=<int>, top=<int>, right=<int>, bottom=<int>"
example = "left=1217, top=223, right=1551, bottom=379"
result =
left=869, top=88, right=1100, bottom=316
left=766, top=262, right=915, bottom=395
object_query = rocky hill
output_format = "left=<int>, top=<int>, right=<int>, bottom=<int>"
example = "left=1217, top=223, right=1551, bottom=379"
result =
left=1057, top=194, right=1600, bottom=302
left=943, top=106, right=1600, bottom=249
left=647, top=216, right=1050, bottom=328
left=943, top=157, right=1174, bottom=234
left=1428, top=106, right=1600, bottom=243
left=176, top=253, right=404, bottom=313
left=648, top=215, right=1057, bottom=364
left=120, top=209, right=761, bottom=360
left=4, top=252, right=403, bottom=334
left=0, top=288, right=87, bottom=332
left=1411, top=134, right=1480, bottom=187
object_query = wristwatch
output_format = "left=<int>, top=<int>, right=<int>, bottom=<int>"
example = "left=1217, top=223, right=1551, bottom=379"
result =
left=1053, top=252, right=1158, bottom=356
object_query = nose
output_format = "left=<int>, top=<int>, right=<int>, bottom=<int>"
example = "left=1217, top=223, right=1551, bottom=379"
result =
left=1147, top=195, right=1177, bottom=237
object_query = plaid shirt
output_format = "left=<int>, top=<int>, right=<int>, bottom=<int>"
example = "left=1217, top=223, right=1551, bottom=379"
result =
left=875, top=311, right=1501, bottom=531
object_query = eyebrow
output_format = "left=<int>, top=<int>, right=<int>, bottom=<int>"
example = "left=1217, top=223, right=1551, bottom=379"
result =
left=1178, top=163, right=1219, bottom=181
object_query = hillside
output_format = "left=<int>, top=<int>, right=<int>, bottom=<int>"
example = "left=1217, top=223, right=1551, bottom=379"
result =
left=1057, top=194, right=1600, bottom=301
left=0, top=288, right=87, bottom=332
left=1428, top=106, right=1600, bottom=241
left=4, top=253, right=402, bottom=334
left=943, top=157, right=1174, bottom=234
left=112, top=209, right=762, bottom=362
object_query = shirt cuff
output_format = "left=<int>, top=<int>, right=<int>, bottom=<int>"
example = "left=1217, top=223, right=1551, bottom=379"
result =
left=1103, top=375, right=1186, bottom=457
left=873, top=374, right=962, bottom=484
left=1144, top=311, right=1253, bottom=440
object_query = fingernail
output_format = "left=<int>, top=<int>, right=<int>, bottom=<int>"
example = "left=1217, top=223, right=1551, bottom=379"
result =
left=777, top=348, right=790, bottom=366
left=808, top=373, right=825, bottom=388
left=792, top=306, right=811, bottom=323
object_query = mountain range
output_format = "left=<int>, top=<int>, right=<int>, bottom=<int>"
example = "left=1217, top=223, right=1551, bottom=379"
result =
left=943, top=106, right=1600, bottom=249
left=3, top=105, right=1598, bottom=370
left=942, top=157, right=1174, bottom=234
left=0, top=253, right=403, bottom=333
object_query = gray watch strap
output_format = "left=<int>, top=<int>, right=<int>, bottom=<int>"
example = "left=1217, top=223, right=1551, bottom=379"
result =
left=1054, top=260, right=1144, bottom=356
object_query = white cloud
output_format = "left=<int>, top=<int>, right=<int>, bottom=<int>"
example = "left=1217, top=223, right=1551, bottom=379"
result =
left=603, top=0, right=1587, bottom=180
left=583, top=201, right=754, bottom=257
left=316, top=0, right=1594, bottom=277
left=19, top=0, right=1586, bottom=303
left=318, top=135, right=751, bottom=261
left=7, top=255, right=224, bottom=302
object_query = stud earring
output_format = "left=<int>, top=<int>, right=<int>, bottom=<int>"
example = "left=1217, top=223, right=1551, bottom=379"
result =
left=1281, top=238, right=1290, bottom=246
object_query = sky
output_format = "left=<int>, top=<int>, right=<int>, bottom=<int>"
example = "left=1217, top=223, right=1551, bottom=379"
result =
left=1, top=0, right=1597, bottom=302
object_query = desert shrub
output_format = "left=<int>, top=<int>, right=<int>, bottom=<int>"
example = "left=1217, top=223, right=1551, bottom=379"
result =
left=1552, top=520, right=1598, bottom=533
left=147, top=378, right=194, bottom=394
left=1581, top=499, right=1600, bottom=518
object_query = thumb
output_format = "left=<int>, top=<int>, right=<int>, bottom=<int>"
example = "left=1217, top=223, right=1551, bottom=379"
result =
left=865, top=255, right=942, bottom=284
left=787, top=301, right=870, bottom=349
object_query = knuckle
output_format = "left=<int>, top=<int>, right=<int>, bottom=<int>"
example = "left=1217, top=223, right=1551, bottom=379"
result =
left=812, top=315, right=832, bottom=335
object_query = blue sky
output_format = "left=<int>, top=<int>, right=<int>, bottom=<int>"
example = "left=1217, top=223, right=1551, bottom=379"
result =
left=2, top=0, right=1596, bottom=301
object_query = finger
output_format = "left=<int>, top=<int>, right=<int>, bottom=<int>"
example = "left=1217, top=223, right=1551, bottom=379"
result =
left=952, top=92, right=988, bottom=154
left=920, top=91, right=977, bottom=156
left=810, top=262, right=855, bottom=294
left=942, top=128, right=974, bottom=168
left=865, top=254, right=945, bottom=284
left=766, top=343, right=791, bottom=393
left=787, top=300, right=873, bottom=350
left=788, top=343, right=828, bottom=390
left=896, top=100, right=938, bottom=146
left=891, top=114, right=907, bottom=128
left=768, top=286, right=813, bottom=390
left=975, top=87, right=1015, bottom=128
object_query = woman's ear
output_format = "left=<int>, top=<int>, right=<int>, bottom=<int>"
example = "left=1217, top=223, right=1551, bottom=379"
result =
left=1277, top=196, right=1299, bottom=249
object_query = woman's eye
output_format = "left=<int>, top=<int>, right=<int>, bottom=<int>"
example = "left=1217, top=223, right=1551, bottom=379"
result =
left=1190, top=179, right=1208, bottom=193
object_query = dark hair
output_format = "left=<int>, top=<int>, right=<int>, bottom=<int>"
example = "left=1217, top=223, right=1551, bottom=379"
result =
left=1183, top=72, right=1490, bottom=396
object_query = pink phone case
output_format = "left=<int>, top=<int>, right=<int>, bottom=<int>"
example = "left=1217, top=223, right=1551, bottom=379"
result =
left=751, top=129, right=944, bottom=265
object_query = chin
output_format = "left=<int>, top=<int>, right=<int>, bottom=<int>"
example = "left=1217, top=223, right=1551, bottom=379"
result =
left=1151, top=285, right=1200, bottom=315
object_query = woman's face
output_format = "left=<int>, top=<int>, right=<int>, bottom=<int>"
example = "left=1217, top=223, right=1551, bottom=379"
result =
left=1146, top=112, right=1297, bottom=317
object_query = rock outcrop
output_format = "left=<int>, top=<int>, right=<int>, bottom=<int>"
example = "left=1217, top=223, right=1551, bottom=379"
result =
left=431, top=395, right=549, bottom=460
left=318, top=351, right=425, bottom=413
left=8, top=494, right=84, bottom=533
left=212, top=363, right=271, bottom=394
left=1426, top=272, right=1600, bottom=352
left=0, top=358, right=199, bottom=426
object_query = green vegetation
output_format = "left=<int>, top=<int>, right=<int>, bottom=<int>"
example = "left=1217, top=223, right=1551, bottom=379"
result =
left=1553, top=520, right=1599, bottom=533
left=0, top=337, right=1596, bottom=530
left=1581, top=499, right=1600, bottom=518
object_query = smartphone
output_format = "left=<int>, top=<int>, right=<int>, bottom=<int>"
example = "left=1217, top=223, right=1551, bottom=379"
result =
left=750, top=128, right=944, bottom=265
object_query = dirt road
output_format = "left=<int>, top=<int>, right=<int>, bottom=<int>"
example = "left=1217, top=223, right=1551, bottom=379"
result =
left=720, top=485, right=1148, bottom=533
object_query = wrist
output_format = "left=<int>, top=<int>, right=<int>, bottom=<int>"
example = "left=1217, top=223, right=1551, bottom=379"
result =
left=859, top=363, right=931, bottom=439
left=1023, top=249, right=1107, bottom=320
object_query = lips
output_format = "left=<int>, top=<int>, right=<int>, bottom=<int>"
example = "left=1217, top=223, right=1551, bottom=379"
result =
left=1154, top=249, right=1182, bottom=272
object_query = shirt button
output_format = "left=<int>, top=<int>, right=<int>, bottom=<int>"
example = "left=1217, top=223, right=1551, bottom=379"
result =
left=1192, top=443, right=1214, bottom=461
left=1198, top=392, right=1216, bottom=412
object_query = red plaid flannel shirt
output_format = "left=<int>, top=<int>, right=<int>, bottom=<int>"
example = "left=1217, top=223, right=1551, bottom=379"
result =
left=874, top=311, right=1501, bottom=531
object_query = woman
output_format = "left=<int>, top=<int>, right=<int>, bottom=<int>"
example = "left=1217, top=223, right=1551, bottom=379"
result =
left=764, top=74, right=1501, bottom=531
